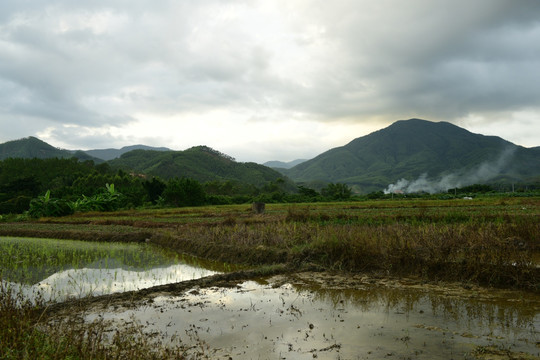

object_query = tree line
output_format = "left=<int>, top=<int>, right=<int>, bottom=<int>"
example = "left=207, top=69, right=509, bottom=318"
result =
left=0, top=157, right=352, bottom=216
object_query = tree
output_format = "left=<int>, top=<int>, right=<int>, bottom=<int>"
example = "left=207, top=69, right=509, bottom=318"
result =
left=142, top=178, right=166, bottom=204
left=298, top=185, right=318, bottom=197
left=321, top=183, right=352, bottom=200
left=162, top=178, right=206, bottom=207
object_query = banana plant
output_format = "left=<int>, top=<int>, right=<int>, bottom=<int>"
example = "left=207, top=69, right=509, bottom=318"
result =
left=28, top=190, right=73, bottom=218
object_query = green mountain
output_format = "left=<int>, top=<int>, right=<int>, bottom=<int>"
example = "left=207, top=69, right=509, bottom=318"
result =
left=0, top=137, right=291, bottom=189
left=109, top=145, right=292, bottom=188
left=280, top=119, right=540, bottom=193
left=0, top=137, right=101, bottom=162
left=84, top=145, right=171, bottom=161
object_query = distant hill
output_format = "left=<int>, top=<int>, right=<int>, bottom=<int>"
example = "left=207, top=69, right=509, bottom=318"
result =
left=0, top=137, right=292, bottom=189
left=0, top=137, right=101, bottom=162
left=263, top=159, right=307, bottom=169
left=280, top=119, right=540, bottom=193
left=84, top=145, right=171, bottom=161
left=109, top=145, right=293, bottom=188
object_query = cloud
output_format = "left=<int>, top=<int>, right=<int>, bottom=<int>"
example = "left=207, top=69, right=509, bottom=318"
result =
left=0, top=0, right=539, bottom=161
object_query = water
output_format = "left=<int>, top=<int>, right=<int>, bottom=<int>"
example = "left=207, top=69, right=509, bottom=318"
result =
left=0, top=236, right=222, bottom=302
left=84, top=272, right=540, bottom=359
left=3, top=236, right=538, bottom=358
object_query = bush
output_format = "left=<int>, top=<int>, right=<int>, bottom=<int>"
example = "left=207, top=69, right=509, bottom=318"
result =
left=0, top=195, right=32, bottom=214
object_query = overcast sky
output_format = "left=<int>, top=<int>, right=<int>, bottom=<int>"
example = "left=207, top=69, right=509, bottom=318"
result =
left=1, top=0, right=539, bottom=163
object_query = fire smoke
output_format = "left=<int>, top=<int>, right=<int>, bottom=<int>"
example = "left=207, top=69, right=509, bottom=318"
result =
left=383, top=147, right=516, bottom=194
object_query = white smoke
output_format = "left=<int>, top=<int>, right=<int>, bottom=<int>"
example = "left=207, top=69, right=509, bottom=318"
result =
left=384, top=147, right=516, bottom=194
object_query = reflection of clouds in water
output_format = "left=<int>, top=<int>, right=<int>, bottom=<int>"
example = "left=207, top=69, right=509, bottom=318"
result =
left=31, top=264, right=219, bottom=302
left=97, top=280, right=540, bottom=359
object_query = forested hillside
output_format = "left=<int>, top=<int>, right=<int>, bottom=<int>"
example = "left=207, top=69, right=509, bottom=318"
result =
left=108, top=146, right=294, bottom=189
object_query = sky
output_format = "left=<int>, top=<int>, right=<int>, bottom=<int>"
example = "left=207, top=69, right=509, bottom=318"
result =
left=1, top=0, right=539, bottom=163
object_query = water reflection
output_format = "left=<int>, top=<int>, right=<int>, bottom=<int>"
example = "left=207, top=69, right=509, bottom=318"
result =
left=86, top=273, right=539, bottom=359
left=0, top=237, right=223, bottom=302
left=280, top=274, right=539, bottom=333
left=6, top=264, right=219, bottom=302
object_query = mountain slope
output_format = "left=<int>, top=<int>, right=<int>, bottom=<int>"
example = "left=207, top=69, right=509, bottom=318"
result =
left=0, top=137, right=101, bottom=162
left=281, top=119, right=540, bottom=193
left=109, top=146, right=293, bottom=188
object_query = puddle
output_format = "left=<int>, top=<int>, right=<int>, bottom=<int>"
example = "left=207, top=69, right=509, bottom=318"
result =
left=81, top=272, right=540, bottom=359
left=0, top=237, right=223, bottom=302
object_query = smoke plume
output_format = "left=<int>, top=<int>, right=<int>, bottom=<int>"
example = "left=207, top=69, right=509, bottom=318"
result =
left=384, top=147, right=516, bottom=194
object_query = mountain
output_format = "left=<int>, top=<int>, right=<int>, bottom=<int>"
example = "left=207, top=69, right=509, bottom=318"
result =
left=263, top=159, right=307, bottom=169
left=109, top=145, right=293, bottom=188
left=0, top=137, right=291, bottom=189
left=280, top=119, right=540, bottom=193
left=84, top=145, right=171, bottom=161
left=0, top=137, right=101, bottom=162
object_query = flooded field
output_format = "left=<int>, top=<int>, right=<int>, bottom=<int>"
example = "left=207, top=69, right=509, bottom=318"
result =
left=0, top=237, right=223, bottom=302
left=65, top=272, right=540, bottom=359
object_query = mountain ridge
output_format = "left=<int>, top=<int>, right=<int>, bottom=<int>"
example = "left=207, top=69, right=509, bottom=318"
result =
left=2, top=119, right=539, bottom=194
left=279, top=119, right=540, bottom=193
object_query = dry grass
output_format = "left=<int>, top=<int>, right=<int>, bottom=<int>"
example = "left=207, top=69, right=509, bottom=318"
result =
left=0, top=279, right=188, bottom=359
left=153, top=217, right=539, bottom=289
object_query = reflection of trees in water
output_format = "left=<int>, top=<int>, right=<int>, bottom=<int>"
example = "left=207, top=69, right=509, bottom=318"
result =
left=427, top=293, right=538, bottom=331
left=286, top=276, right=538, bottom=332
left=0, top=237, right=204, bottom=284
